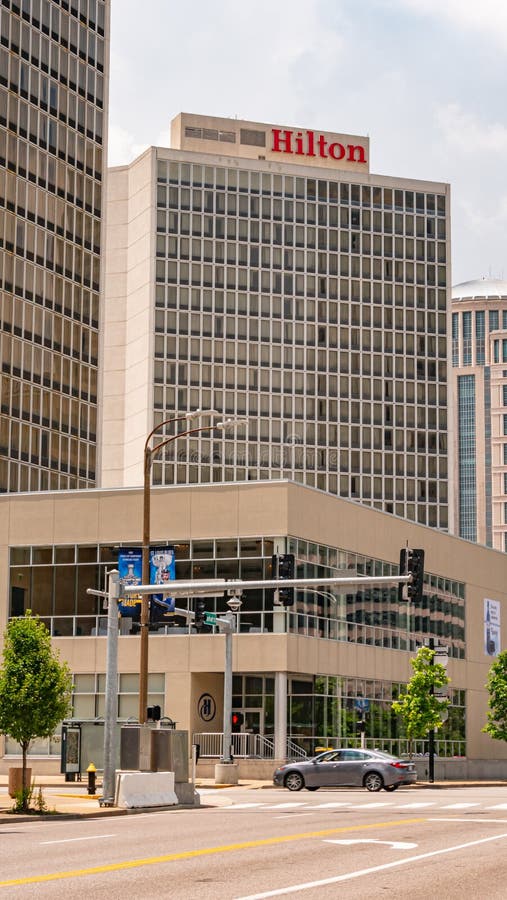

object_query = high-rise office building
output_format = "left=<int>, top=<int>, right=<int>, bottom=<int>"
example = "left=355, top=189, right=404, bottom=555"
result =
left=0, top=0, right=110, bottom=493
left=103, top=113, right=451, bottom=530
left=451, top=277, right=507, bottom=550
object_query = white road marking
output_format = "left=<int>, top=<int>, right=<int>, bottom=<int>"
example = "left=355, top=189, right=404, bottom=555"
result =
left=325, top=838, right=418, bottom=850
left=306, top=802, right=349, bottom=808
left=441, top=802, right=480, bottom=809
left=235, top=830, right=507, bottom=899
left=229, top=803, right=264, bottom=809
left=488, top=804, right=507, bottom=810
left=274, top=813, right=314, bottom=819
left=348, top=802, right=392, bottom=809
left=263, top=802, right=306, bottom=809
left=394, top=802, right=435, bottom=809
left=40, top=834, right=116, bottom=845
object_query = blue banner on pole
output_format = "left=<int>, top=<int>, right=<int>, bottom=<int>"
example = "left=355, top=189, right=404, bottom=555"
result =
left=118, top=547, right=175, bottom=618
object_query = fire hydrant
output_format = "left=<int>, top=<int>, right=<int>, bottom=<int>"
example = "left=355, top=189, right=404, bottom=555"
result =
left=87, top=763, right=97, bottom=795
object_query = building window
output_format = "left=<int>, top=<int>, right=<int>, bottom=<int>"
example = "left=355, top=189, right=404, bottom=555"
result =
left=240, top=129, right=266, bottom=147
left=458, top=375, right=476, bottom=541
left=452, top=312, right=459, bottom=366
left=504, top=415, right=507, bottom=436
left=503, top=386, right=507, bottom=407
left=462, top=312, right=471, bottom=365
left=475, top=310, right=485, bottom=365
left=489, top=310, right=499, bottom=331
left=503, top=444, right=507, bottom=465
left=494, top=341, right=500, bottom=364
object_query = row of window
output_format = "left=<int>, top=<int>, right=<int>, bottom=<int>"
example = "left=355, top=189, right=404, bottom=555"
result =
left=0, top=456, right=92, bottom=492
left=156, top=159, right=447, bottom=217
left=158, top=260, right=447, bottom=294
left=1, top=376, right=96, bottom=440
left=0, top=255, right=98, bottom=324
left=1, top=127, right=103, bottom=217
left=1, top=211, right=100, bottom=292
left=1, top=2, right=106, bottom=71
left=4, top=0, right=106, bottom=37
left=157, top=184, right=446, bottom=237
left=157, top=233, right=446, bottom=266
left=156, top=284, right=447, bottom=317
left=156, top=312, right=447, bottom=355
left=0, top=417, right=96, bottom=478
left=2, top=75, right=104, bottom=146
left=155, top=362, right=446, bottom=408
left=157, top=335, right=448, bottom=383
left=1, top=333, right=98, bottom=402
left=1, top=294, right=98, bottom=364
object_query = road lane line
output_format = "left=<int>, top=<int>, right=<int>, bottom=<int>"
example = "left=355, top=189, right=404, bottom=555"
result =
left=263, top=803, right=306, bottom=809
left=229, top=803, right=264, bottom=809
left=40, top=835, right=116, bottom=845
left=235, top=830, right=507, bottom=899
left=0, top=817, right=425, bottom=888
left=488, top=804, right=507, bottom=810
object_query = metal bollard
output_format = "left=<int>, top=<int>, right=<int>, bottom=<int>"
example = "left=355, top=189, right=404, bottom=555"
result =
left=87, top=762, right=97, bottom=795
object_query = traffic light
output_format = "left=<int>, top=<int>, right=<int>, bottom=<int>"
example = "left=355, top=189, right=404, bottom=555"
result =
left=356, top=720, right=366, bottom=734
left=147, top=705, right=161, bottom=721
left=399, top=548, right=425, bottom=603
left=194, top=599, right=206, bottom=631
left=272, top=553, right=295, bottom=607
left=231, top=711, right=244, bottom=732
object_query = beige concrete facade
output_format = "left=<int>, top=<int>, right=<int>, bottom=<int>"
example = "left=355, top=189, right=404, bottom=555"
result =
left=1, top=480, right=506, bottom=772
left=171, top=113, right=370, bottom=174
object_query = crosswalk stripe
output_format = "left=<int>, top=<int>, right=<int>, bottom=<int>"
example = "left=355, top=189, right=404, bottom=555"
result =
left=394, top=802, right=435, bottom=808
left=263, top=802, right=306, bottom=809
left=441, top=803, right=480, bottom=809
left=306, top=802, right=349, bottom=808
left=488, top=804, right=507, bottom=810
left=347, top=802, right=392, bottom=809
left=229, top=803, right=264, bottom=809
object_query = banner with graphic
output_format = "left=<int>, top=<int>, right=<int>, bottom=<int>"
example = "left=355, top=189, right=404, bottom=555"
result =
left=484, top=598, right=501, bottom=657
left=118, top=547, right=175, bottom=618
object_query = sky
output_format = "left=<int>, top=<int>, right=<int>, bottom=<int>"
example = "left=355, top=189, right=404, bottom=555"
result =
left=108, top=0, right=507, bottom=286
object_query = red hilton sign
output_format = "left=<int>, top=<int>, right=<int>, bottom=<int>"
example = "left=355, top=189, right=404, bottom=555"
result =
left=271, top=128, right=367, bottom=165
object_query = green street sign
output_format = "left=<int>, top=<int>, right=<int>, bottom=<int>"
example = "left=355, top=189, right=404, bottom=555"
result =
left=204, top=612, right=217, bottom=625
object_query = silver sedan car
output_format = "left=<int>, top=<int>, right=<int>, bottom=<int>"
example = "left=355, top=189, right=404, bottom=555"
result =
left=273, top=748, right=417, bottom=792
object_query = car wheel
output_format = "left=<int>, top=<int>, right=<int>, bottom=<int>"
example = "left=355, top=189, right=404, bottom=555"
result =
left=384, top=784, right=398, bottom=792
left=364, top=771, right=384, bottom=792
left=284, top=771, right=305, bottom=792
left=306, top=786, right=320, bottom=791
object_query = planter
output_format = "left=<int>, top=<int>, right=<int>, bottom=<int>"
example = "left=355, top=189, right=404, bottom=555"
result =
left=8, top=767, right=32, bottom=798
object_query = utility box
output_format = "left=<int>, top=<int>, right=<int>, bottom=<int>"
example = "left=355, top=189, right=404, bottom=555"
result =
left=120, top=724, right=155, bottom=771
left=151, top=730, right=188, bottom=781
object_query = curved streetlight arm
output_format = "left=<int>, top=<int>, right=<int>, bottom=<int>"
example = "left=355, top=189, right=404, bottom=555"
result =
left=147, top=418, right=233, bottom=467
left=139, top=413, right=245, bottom=724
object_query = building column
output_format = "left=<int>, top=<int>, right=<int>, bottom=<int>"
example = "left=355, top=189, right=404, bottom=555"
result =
left=274, top=671, right=288, bottom=760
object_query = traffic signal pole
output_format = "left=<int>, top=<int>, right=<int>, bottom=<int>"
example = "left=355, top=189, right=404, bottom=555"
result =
left=222, top=611, right=234, bottom=764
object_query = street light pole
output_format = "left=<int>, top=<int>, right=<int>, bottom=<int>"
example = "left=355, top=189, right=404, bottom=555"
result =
left=138, top=411, right=244, bottom=724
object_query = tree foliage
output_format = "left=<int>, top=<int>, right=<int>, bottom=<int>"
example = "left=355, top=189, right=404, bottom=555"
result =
left=392, top=646, right=450, bottom=754
left=483, top=650, right=507, bottom=742
left=0, top=612, right=72, bottom=807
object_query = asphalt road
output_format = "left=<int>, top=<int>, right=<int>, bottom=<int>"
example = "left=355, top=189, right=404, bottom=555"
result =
left=2, top=786, right=507, bottom=898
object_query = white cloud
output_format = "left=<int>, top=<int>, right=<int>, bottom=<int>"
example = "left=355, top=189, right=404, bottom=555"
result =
left=390, top=0, right=507, bottom=47
left=436, top=103, right=507, bottom=155
left=107, top=123, right=149, bottom=168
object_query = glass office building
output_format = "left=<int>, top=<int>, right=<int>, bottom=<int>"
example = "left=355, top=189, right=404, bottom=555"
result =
left=102, top=114, right=452, bottom=531
left=0, top=0, right=110, bottom=492
left=451, top=278, right=507, bottom=551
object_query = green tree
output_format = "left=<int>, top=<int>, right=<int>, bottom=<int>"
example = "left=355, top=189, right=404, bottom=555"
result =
left=483, top=650, right=507, bottom=742
left=392, top=646, right=450, bottom=758
left=0, top=612, right=72, bottom=811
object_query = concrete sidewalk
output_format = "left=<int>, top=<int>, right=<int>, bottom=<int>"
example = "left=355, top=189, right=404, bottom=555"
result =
left=1, top=774, right=506, bottom=824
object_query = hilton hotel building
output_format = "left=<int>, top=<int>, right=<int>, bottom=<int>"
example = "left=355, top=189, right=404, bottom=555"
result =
left=102, top=113, right=452, bottom=532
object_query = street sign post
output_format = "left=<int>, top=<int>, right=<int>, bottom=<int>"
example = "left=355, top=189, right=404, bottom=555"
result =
left=204, top=612, right=217, bottom=626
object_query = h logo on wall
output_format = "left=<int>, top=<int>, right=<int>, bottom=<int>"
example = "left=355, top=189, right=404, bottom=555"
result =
left=484, top=598, right=501, bottom=657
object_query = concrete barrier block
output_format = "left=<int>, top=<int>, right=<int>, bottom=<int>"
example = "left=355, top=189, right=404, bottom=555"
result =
left=116, top=771, right=178, bottom=808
